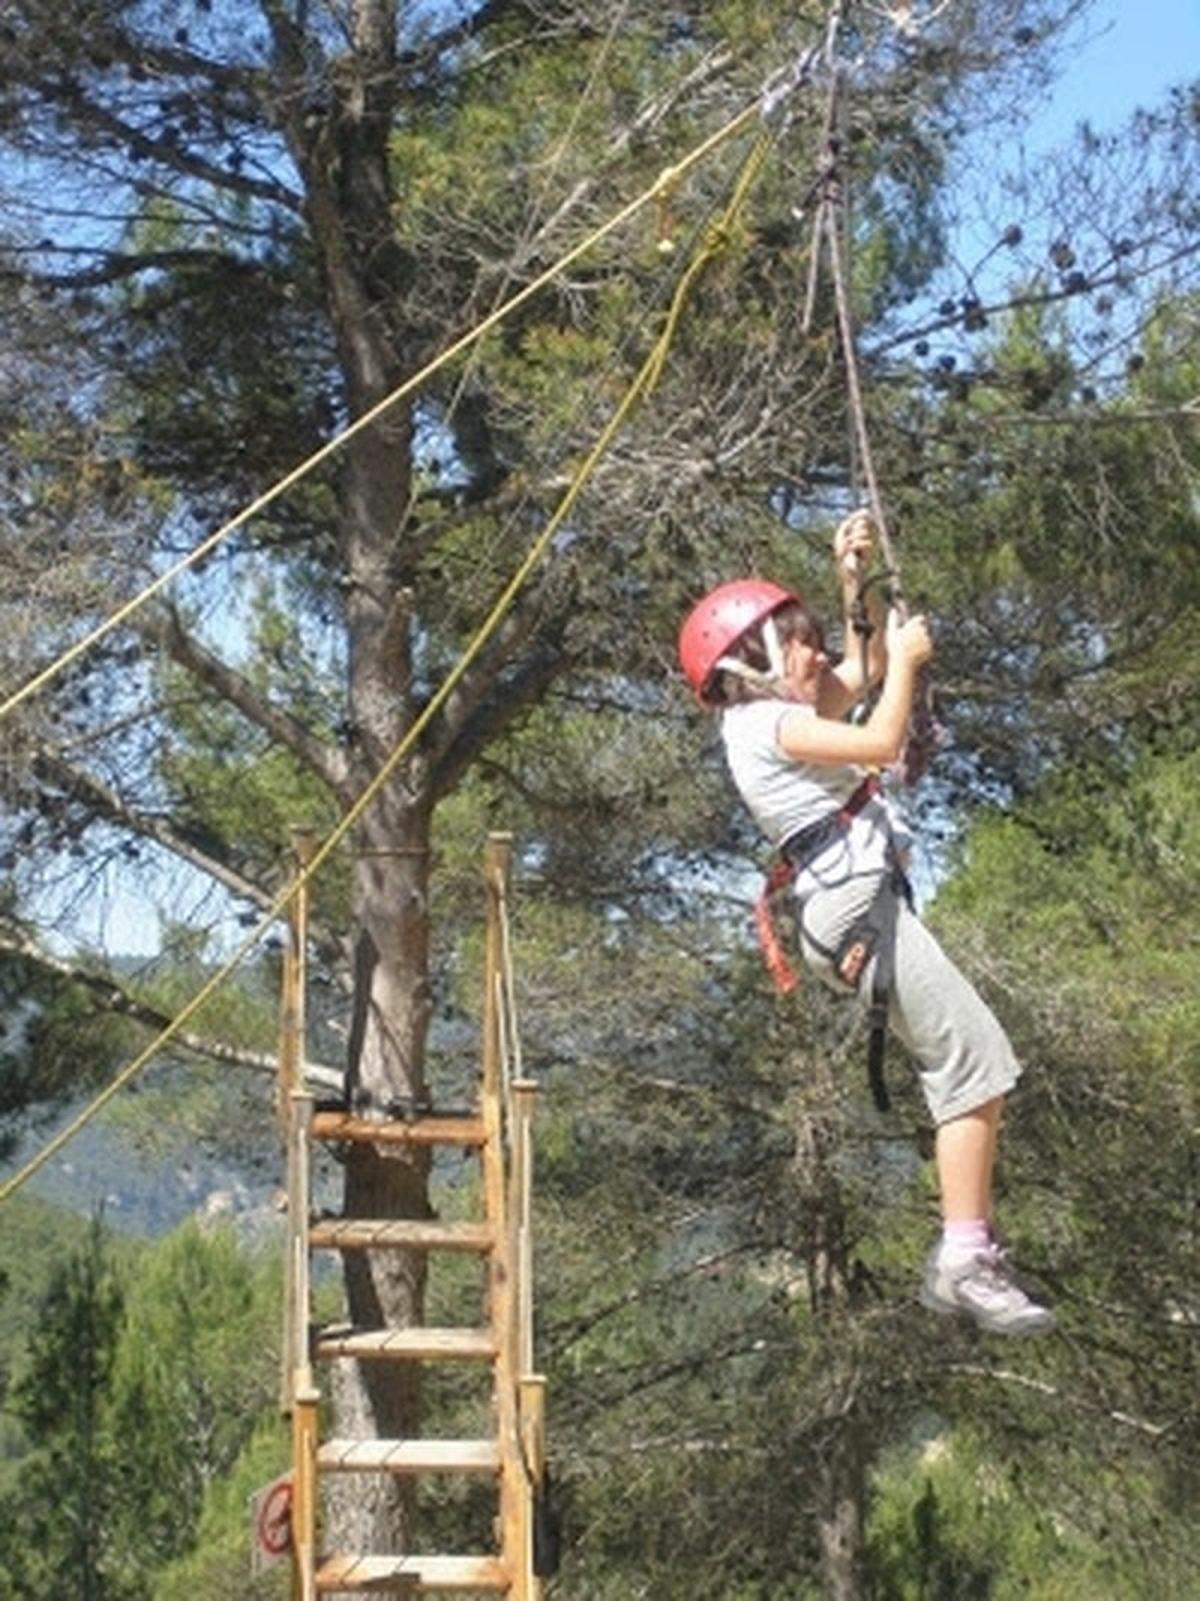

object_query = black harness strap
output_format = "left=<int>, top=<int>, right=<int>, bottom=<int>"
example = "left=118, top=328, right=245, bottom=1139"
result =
left=801, top=861, right=913, bottom=1113
left=778, top=772, right=881, bottom=870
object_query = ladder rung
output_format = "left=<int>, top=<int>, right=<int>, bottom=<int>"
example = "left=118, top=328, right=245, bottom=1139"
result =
left=314, top=1326, right=496, bottom=1362
left=318, top=1438, right=500, bottom=1475
left=309, top=1219, right=494, bottom=1252
left=315, top=1554, right=509, bottom=1592
left=311, top=1112, right=487, bottom=1148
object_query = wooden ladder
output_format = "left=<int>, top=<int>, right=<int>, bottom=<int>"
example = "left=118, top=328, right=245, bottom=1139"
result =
left=278, top=832, right=547, bottom=1597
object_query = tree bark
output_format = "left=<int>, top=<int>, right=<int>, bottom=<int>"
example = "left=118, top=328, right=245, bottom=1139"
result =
left=794, top=1101, right=871, bottom=1600
left=815, top=1416, right=869, bottom=1601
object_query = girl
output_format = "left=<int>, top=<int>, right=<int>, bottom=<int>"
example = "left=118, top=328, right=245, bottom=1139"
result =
left=678, top=516, right=1054, bottom=1336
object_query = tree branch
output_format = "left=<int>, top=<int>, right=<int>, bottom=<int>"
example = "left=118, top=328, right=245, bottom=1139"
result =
left=0, top=922, right=340, bottom=1086
left=146, top=605, right=352, bottom=801
left=32, top=745, right=279, bottom=913
left=0, top=246, right=276, bottom=291
left=396, top=0, right=535, bottom=73
left=426, top=611, right=568, bottom=802
left=24, top=68, right=300, bottom=211
left=31, top=742, right=354, bottom=989
left=871, top=238, right=1200, bottom=359
left=945, top=1364, right=1172, bottom=1439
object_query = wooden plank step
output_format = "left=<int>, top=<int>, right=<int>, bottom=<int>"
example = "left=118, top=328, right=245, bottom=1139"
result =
left=318, top=1438, right=500, bottom=1475
left=312, top=1111, right=486, bottom=1149
left=315, top=1554, right=508, bottom=1593
left=315, top=1326, right=496, bottom=1362
left=309, top=1219, right=494, bottom=1253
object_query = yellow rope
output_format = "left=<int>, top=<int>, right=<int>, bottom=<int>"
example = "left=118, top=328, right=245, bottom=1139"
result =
left=643, top=133, right=770, bottom=394
left=0, top=98, right=764, bottom=730
left=0, top=125, right=773, bottom=1210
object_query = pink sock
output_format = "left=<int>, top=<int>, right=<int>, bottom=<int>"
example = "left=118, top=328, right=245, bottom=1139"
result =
left=941, top=1219, right=990, bottom=1256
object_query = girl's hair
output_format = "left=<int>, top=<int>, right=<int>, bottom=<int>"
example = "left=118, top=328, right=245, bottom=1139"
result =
left=707, top=602, right=825, bottom=706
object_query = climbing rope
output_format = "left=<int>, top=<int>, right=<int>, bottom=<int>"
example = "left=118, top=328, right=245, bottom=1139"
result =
left=0, top=115, right=790, bottom=1208
left=807, top=10, right=945, bottom=781
left=0, top=62, right=816, bottom=731
left=819, top=78, right=903, bottom=603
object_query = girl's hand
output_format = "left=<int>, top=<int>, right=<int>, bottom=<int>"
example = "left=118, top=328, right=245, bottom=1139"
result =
left=886, top=609, right=934, bottom=667
left=834, top=509, right=875, bottom=577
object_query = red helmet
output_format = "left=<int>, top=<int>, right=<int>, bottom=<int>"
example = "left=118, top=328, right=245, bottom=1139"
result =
left=678, top=578, right=802, bottom=702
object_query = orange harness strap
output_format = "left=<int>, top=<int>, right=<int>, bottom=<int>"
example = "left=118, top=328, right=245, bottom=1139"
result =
left=754, top=858, right=803, bottom=993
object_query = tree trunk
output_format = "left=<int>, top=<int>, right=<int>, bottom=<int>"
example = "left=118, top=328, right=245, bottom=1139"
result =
left=275, top=0, right=443, bottom=1553
left=794, top=1101, right=871, bottom=1600
left=323, top=410, right=436, bottom=1555
left=816, top=1416, right=869, bottom=1601
left=324, top=799, right=435, bottom=1552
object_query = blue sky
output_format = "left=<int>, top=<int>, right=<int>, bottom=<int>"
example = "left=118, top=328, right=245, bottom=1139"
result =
left=1029, top=0, right=1199, bottom=149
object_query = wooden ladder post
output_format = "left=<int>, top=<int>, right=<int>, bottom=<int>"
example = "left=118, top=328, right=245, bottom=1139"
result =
left=280, top=826, right=318, bottom=1416
left=512, top=1079, right=543, bottom=1599
left=519, top=1375, right=547, bottom=1600
left=288, top=1088, right=320, bottom=1601
left=482, top=833, right=513, bottom=1105
left=278, top=826, right=319, bottom=1125
left=511, top=1080, right=538, bottom=1378
left=292, top=1381, right=320, bottom=1601
left=481, top=834, right=527, bottom=1596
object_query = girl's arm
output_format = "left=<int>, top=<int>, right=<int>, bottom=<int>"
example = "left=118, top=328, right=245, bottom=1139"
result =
left=780, top=612, right=932, bottom=767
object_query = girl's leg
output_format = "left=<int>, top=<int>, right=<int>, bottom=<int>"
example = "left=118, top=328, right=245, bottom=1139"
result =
left=925, top=1095, right=1051, bottom=1333
left=883, top=914, right=1053, bottom=1333
left=803, top=886, right=1051, bottom=1331
left=936, top=1095, right=1003, bottom=1222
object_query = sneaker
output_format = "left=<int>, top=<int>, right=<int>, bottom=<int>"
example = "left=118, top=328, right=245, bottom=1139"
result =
left=920, top=1244, right=1056, bottom=1336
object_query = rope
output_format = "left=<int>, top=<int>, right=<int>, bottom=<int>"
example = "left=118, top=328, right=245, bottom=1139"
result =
left=814, top=29, right=945, bottom=783
left=810, top=12, right=905, bottom=609
left=0, top=125, right=778, bottom=1209
left=823, top=149, right=904, bottom=611
left=0, top=94, right=781, bottom=731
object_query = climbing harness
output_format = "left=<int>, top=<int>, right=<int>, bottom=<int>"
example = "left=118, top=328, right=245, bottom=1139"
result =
left=753, top=771, right=911, bottom=1114
left=752, top=773, right=880, bottom=995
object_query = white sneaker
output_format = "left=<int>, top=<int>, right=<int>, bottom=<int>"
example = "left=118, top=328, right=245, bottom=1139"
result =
left=921, top=1244, right=1056, bottom=1336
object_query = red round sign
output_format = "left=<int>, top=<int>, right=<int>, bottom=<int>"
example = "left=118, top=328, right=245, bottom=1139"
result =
left=255, top=1476, right=294, bottom=1558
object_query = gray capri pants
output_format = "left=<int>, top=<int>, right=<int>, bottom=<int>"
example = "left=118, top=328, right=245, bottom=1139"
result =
left=796, top=871, right=1021, bottom=1124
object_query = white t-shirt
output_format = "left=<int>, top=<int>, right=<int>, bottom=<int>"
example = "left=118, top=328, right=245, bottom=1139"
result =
left=721, top=700, right=904, bottom=890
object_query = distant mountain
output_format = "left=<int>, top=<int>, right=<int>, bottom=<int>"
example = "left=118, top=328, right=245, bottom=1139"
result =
left=1, top=1047, right=295, bottom=1239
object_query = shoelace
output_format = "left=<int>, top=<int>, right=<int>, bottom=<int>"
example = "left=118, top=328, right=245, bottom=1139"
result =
left=966, top=1248, right=1028, bottom=1304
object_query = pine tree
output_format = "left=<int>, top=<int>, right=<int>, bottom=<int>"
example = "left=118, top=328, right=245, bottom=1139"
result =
left=1, top=1215, right=127, bottom=1601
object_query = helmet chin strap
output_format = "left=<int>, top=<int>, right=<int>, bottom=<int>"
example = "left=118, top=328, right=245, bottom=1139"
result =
left=716, top=615, right=792, bottom=696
